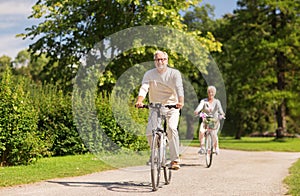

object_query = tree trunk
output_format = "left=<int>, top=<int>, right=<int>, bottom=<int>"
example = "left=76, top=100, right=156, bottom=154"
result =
left=275, top=52, right=287, bottom=137
left=235, top=128, right=242, bottom=139
left=272, top=8, right=288, bottom=138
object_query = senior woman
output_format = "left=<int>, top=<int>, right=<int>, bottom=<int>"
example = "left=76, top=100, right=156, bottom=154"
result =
left=194, top=86, right=225, bottom=155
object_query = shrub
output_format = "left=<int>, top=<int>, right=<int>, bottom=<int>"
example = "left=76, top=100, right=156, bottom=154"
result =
left=0, top=68, right=42, bottom=166
left=73, top=87, right=148, bottom=154
left=31, top=84, right=87, bottom=156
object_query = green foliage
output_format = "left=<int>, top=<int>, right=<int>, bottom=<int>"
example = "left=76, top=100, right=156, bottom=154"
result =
left=209, top=0, right=300, bottom=137
left=19, top=0, right=223, bottom=92
left=0, top=68, right=42, bottom=166
left=0, top=55, right=13, bottom=74
left=73, top=85, right=148, bottom=154
left=97, top=96, right=149, bottom=151
left=30, top=84, right=87, bottom=156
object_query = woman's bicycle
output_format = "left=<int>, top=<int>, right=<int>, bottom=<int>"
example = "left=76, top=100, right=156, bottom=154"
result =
left=198, top=112, right=224, bottom=168
left=138, top=103, right=176, bottom=191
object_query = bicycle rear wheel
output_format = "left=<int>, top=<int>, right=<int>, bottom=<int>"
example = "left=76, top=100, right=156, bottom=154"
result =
left=162, top=139, right=171, bottom=184
left=205, top=132, right=214, bottom=168
left=151, top=133, right=161, bottom=191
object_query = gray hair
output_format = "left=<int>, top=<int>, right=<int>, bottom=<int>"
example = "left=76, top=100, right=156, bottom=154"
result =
left=153, top=50, right=168, bottom=60
left=207, top=86, right=216, bottom=95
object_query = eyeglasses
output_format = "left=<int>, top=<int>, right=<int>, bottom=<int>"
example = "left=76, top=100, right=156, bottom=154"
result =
left=155, top=58, right=167, bottom=61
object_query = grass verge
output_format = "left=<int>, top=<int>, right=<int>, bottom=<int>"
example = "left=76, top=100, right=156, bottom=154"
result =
left=184, top=137, right=300, bottom=152
left=0, top=151, right=149, bottom=187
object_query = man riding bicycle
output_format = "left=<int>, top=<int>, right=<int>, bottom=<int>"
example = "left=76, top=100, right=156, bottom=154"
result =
left=135, top=50, right=184, bottom=170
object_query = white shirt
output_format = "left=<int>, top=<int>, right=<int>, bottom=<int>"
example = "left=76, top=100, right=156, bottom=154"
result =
left=138, top=67, right=184, bottom=105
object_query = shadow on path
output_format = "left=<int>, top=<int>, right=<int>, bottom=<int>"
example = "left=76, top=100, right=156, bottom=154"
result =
left=46, top=180, right=154, bottom=193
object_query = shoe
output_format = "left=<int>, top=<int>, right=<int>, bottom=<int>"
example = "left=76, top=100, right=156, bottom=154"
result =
left=146, top=160, right=151, bottom=166
left=215, top=147, right=220, bottom=155
left=146, top=156, right=158, bottom=165
left=198, top=147, right=205, bottom=154
left=169, top=161, right=180, bottom=170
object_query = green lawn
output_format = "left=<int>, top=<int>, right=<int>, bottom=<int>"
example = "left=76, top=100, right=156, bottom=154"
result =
left=0, top=137, right=299, bottom=195
left=220, top=137, right=300, bottom=152
left=185, top=137, right=300, bottom=152
left=0, top=150, right=149, bottom=187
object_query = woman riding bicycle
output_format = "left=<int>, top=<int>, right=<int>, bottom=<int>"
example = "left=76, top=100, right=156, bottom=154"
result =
left=194, top=86, right=225, bottom=155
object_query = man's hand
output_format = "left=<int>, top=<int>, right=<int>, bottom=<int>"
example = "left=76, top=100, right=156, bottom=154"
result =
left=176, top=102, right=184, bottom=109
left=135, top=96, right=144, bottom=108
left=176, top=96, right=184, bottom=109
left=135, top=101, right=144, bottom=108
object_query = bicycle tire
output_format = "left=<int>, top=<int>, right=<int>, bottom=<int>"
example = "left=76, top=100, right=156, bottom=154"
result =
left=151, top=133, right=161, bottom=191
left=205, top=132, right=213, bottom=168
left=162, top=138, right=171, bottom=184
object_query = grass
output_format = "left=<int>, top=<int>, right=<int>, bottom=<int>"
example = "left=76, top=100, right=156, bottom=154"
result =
left=0, top=137, right=299, bottom=195
left=0, top=150, right=149, bottom=187
left=284, top=159, right=300, bottom=196
left=184, top=136, right=300, bottom=152
left=220, top=137, right=300, bottom=152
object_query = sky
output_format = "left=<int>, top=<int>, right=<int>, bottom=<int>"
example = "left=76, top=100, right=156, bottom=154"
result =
left=0, top=0, right=238, bottom=59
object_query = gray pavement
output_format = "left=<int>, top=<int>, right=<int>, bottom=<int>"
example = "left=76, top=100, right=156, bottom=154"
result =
left=0, top=147, right=299, bottom=196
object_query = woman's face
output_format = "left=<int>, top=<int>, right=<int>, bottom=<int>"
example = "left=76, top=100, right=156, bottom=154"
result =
left=207, top=89, right=215, bottom=99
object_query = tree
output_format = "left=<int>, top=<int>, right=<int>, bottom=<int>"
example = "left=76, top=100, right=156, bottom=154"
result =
left=13, top=50, right=58, bottom=85
left=220, top=0, right=300, bottom=138
left=20, top=0, right=202, bottom=91
left=183, top=3, right=216, bottom=33
left=0, top=55, right=12, bottom=74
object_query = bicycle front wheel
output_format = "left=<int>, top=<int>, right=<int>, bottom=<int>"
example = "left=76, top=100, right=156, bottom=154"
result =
left=205, top=132, right=214, bottom=168
left=151, top=133, right=161, bottom=191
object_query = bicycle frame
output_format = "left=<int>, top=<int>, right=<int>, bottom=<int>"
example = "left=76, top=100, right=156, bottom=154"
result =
left=198, top=113, right=218, bottom=168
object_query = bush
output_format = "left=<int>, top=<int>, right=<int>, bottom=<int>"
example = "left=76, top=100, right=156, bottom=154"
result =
left=0, top=68, right=43, bottom=166
left=73, top=87, right=148, bottom=153
left=31, top=84, right=87, bottom=156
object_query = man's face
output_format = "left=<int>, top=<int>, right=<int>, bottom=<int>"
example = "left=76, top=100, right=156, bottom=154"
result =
left=154, top=53, right=168, bottom=72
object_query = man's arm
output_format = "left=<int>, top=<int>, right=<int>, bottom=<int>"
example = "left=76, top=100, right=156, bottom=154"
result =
left=175, top=70, right=184, bottom=109
left=176, top=96, right=184, bottom=109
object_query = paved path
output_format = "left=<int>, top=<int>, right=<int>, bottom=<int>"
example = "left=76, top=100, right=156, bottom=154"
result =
left=0, top=147, right=299, bottom=196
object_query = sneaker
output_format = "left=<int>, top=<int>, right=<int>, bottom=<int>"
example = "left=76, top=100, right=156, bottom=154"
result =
left=198, top=147, right=205, bottom=154
left=169, top=161, right=180, bottom=170
left=146, top=156, right=158, bottom=165
left=215, top=147, right=220, bottom=155
left=146, top=160, right=151, bottom=166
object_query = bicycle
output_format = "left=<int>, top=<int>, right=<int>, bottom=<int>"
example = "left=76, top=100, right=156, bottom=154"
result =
left=198, top=112, right=224, bottom=168
left=138, top=103, right=177, bottom=191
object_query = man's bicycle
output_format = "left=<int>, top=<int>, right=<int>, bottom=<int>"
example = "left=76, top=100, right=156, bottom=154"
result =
left=138, top=103, right=176, bottom=191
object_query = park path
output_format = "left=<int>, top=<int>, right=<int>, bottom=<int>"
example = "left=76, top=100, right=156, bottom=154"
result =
left=0, top=147, right=299, bottom=196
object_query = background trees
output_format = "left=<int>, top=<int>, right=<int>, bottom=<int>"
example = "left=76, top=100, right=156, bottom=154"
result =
left=222, top=0, right=300, bottom=138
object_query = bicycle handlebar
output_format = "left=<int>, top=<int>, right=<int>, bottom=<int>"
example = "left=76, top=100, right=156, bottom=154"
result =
left=197, top=112, right=226, bottom=120
left=136, top=103, right=178, bottom=109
